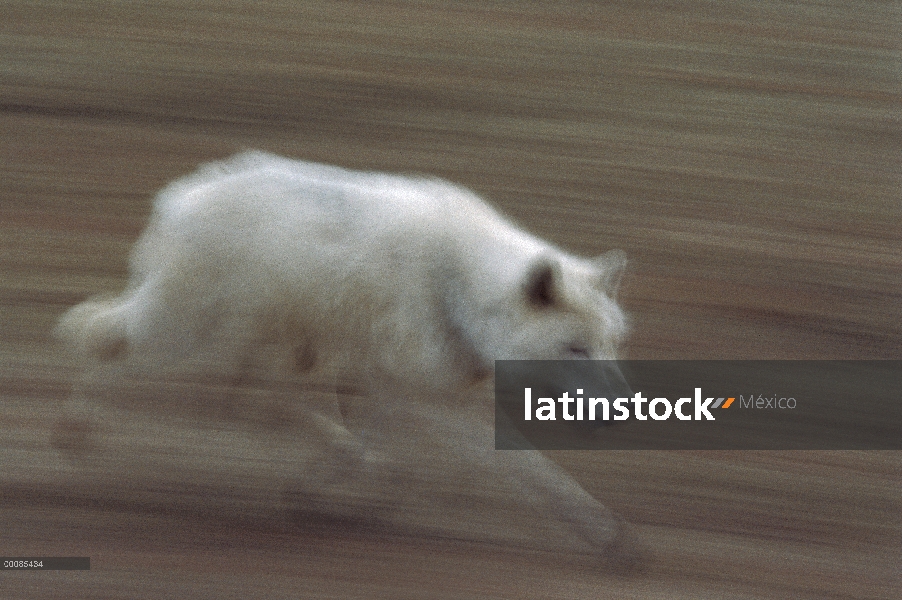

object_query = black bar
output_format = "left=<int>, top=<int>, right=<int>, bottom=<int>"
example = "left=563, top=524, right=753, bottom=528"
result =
left=1, top=557, right=90, bottom=570
left=495, top=360, right=902, bottom=450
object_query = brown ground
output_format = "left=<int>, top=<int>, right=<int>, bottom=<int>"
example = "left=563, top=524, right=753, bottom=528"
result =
left=1, top=1, right=899, bottom=598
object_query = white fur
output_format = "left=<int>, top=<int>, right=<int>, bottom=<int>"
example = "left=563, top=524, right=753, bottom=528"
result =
left=57, top=151, right=632, bottom=555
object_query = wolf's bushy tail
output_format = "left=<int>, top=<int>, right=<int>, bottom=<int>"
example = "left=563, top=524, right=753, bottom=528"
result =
left=56, top=296, right=132, bottom=362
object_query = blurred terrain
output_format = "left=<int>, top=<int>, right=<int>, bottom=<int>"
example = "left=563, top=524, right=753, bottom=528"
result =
left=1, top=1, right=899, bottom=598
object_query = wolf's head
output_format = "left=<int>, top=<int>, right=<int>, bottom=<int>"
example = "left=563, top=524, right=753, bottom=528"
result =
left=445, top=247, right=632, bottom=403
left=468, top=249, right=629, bottom=363
left=470, top=248, right=633, bottom=435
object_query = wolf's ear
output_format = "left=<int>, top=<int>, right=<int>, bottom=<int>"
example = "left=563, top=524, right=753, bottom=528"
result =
left=524, top=259, right=559, bottom=309
left=594, top=249, right=626, bottom=298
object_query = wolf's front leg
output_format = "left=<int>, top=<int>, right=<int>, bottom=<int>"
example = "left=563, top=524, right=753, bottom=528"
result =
left=381, top=398, right=628, bottom=557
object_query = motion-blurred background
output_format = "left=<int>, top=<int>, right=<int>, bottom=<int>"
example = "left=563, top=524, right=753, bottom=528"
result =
left=1, top=2, right=899, bottom=598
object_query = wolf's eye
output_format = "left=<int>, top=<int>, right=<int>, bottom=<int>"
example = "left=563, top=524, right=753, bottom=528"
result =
left=568, top=346, right=591, bottom=359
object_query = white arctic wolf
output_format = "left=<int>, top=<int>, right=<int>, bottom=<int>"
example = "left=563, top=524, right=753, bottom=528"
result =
left=58, top=151, right=631, bottom=554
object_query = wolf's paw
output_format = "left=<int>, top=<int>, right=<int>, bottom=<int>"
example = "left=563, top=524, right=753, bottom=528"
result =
left=569, top=513, right=645, bottom=575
